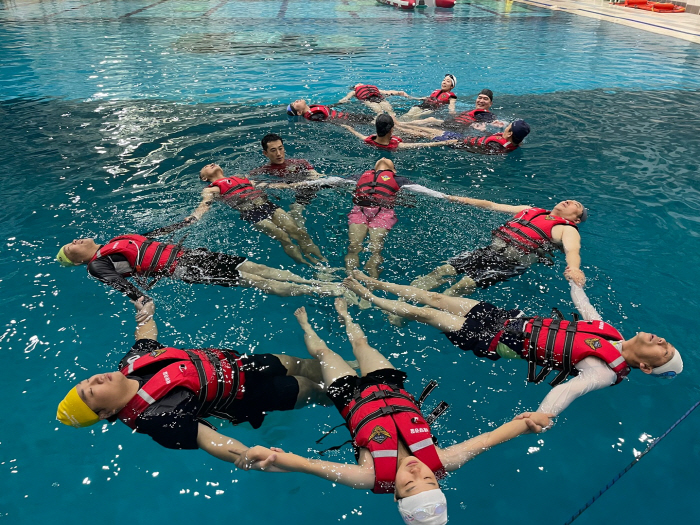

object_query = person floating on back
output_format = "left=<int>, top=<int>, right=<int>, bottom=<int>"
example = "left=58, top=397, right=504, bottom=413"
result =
left=337, top=83, right=418, bottom=117
left=150, top=162, right=326, bottom=266
left=344, top=273, right=684, bottom=417
left=287, top=99, right=375, bottom=124
left=399, top=74, right=458, bottom=121
left=340, top=114, right=459, bottom=151
left=233, top=298, right=551, bottom=524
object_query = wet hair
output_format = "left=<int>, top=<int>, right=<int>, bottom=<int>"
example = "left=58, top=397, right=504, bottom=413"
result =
left=262, top=133, right=284, bottom=151
left=375, top=114, right=395, bottom=137
left=509, top=119, right=531, bottom=145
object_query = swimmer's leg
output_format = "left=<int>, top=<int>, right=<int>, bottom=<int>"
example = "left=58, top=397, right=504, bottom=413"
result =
left=393, top=123, right=444, bottom=139
left=288, top=203, right=306, bottom=228
left=363, top=100, right=396, bottom=117
left=335, top=297, right=394, bottom=375
left=365, top=227, right=389, bottom=278
left=240, top=272, right=343, bottom=298
left=345, top=223, right=369, bottom=275
left=238, top=260, right=315, bottom=284
left=343, top=277, right=467, bottom=333
left=353, top=270, right=479, bottom=317
left=410, top=263, right=459, bottom=291
left=293, top=376, right=333, bottom=407
left=397, top=106, right=433, bottom=122
left=254, top=217, right=310, bottom=265
left=443, top=275, right=477, bottom=297
left=275, top=354, right=325, bottom=383
left=294, top=306, right=357, bottom=387
left=271, top=208, right=326, bottom=264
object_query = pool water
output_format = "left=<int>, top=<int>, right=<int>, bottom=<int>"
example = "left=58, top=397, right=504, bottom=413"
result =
left=1, top=1, right=700, bottom=523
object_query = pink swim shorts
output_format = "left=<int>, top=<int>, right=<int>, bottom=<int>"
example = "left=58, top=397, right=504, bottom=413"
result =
left=347, top=206, right=398, bottom=230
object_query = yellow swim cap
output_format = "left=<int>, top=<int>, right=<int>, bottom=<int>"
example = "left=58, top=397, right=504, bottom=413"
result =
left=57, top=387, right=100, bottom=428
left=56, top=246, right=76, bottom=267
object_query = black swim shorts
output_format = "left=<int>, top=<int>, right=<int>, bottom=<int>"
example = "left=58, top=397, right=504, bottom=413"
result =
left=174, top=248, right=247, bottom=287
left=444, top=302, right=524, bottom=360
left=448, top=246, right=529, bottom=287
left=327, top=368, right=408, bottom=413
left=227, top=354, right=300, bottom=429
left=239, top=201, right=279, bottom=224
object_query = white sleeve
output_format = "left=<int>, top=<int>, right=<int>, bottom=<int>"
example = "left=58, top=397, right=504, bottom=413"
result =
left=536, top=356, right=617, bottom=416
left=570, top=282, right=602, bottom=321
left=401, top=184, right=446, bottom=199
left=294, top=176, right=351, bottom=187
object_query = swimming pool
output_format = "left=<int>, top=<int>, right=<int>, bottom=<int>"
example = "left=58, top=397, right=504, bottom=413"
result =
left=1, top=0, right=700, bottom=523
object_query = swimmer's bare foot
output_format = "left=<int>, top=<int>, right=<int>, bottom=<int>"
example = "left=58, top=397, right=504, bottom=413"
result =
left=294, top=307, right=309, bottom=326
left=343, top=277, right=374, bottom=302
left=334, top=297, right=351, bottom=324
left=351, top=270, right=383, bottom=291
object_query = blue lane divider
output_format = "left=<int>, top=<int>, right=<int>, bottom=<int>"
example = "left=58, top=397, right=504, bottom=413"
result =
left=564, top=400, right=700, bottom=525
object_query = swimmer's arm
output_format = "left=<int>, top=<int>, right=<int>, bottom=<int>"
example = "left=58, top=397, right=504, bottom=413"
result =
left=269, top=450, right=375, bottom=488
left=401, top=184, right=447, bottom=199
left=337, top=91, right=356, bottom=104
left=339, top=123, right=368, bottom=141
left=87, top=257, right=148, bottom=302
left=560, top=227, right=585, bottom=287
left=398, top=140, right=458, bottom=149
left=437, top=412, right=552, bottom=471
left=133, top=296, right=157, bottom=335
left=537, top=359, right=616, bottom=416
left=448, top=98, right=456, bottom=114
left=380, top=89, right=411, bottom=98
left=187, top=186, right=219, bottom=222
left=569, top=282, right=602, bottom=321
left=444, top=195, right=530, bottom=214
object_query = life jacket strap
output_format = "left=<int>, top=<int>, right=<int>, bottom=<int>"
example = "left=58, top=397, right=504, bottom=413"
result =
left=417, top=380, right=438, bottom=408
left=425, top=401, right=449, bottom=426
left=549, top=322, right=578, bottom=386
left=184, top=350, right=210, bottom=415
left=527, top=318, right=545, bottom=383
left=352, top=405, right=421, bottom=438
left=211, top=350, right=241, bottom=415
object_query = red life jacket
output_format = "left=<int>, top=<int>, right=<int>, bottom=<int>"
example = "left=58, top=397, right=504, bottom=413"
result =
left=464, top=133, right=518, bottom=153
left=453, top=109, right=495, bottom=125
left=340, top=384, right=446, bottom=494
left=90, top=234, right=183, bottom=277
left=364, top=134, right=403, bottom=150
left=210, top=177, right=264, bottom=203
left=427, top=89, right=455, bottom=105
left=492, top=207, right=577, bottom=258
left=117, top=347, right=245, bottom=429
left=491, top=318, right=630, bottom=386
left=353, top=169, right=401, bottom=207
left=355, top=84, right=382, bottom=101
left=303, top=104, right=346, bottom=121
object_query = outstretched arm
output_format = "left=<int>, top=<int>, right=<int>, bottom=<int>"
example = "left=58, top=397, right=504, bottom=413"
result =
left=236, top=445, right=375, bottom=489
left=398, top=140, right=458, bottom=149
left=379, top=89, right=411, bottom=98
left=448, top=98, right=456, bottom=114
left=188, top=186, right=219, bottom=221
left=438, top=412, right=551, bottom=471
left=337, top=90, right=356, bottom=104
left=560, top=227, right=585, bottom=287
left=569, top=282, right=601, bottom=321
left=133, top=296, right=157, bottom=334
left=444, top=194, right=530, bottom=214
left=339, top=123, right=368, bottom=142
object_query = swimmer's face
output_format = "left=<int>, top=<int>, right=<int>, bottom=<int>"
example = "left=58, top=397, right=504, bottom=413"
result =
left=626, top=333, right=676, bottom=373
left=263, top=140, right=286, bottom=165
left=394, top=457, right=439, bottom=499
left=62, top=238, right=99, bottom=264
left=475, top=94, right=492, bottom=110
left=200, top=163, right=223, bottom=181
left=290, top=100, right=306, bottom=115
left=76, top=372, right=130, bottom=418
left=441, top=77, right=454, bottom=91
left=551, top=200, right=585, bottom=223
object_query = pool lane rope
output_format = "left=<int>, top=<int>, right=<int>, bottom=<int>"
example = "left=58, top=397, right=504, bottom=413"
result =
left=564, top=399, right=700, bottom=525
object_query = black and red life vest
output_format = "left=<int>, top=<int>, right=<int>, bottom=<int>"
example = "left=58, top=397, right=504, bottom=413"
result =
left=210, top=177, right=264, bottom=203
left=453, top=109, right=495, bottom=125
left=364, top=134, right=403, bottom=150
left=340, top=384, right=446, bottom=494
left=463, top=133, right=518, bottom=153
left=355, top=84, right=382, bottom=101
left=491, top=317, right=630, bottom=386
left=90, top=234, right=183, bottom=277
left=491, top=207, right=577, bottom=260
left=353, top=169, right=401, bottom=207
left=117, top=347, right=245, bottom=429
left=427, top=89, right=455, bottom=106
left=303, top=104, right=346, bottom=121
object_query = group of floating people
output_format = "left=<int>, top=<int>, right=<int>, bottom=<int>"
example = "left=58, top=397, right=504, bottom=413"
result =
left=54, top=74, right=684, bottom=524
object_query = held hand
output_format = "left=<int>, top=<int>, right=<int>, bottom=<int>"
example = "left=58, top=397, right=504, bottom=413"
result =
left=231, top=445, right=277, bottom=471
left=472, top=123, right=487, bottom=132
left=132, top=296, right=155, bottom=323
left=564, top=267, right=586, bottom=287
left=514, top=412, right=555, bottom=433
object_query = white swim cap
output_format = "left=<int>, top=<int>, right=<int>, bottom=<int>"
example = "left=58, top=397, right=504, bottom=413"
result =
left=444, top=74, right=456, bottom=88
left=651, top=348, right=683, bottom=378
left=397, top=489, right=448, bottom=524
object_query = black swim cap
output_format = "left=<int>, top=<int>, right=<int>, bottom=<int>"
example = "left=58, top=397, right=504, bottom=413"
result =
left=510, top=119, right=530, bottom=144
left=286, top=104, right=296, bottom=117
left=376, top=114, right=395, bottom=137
left=479, top=89, right=494, bottom=102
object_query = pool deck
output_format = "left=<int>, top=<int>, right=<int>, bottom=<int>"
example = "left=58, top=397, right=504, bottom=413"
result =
left=513, top=0, right=700, bottom=44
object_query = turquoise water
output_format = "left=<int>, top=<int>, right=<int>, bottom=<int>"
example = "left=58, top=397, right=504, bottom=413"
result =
left=1, top=0, right=700, bottom=523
